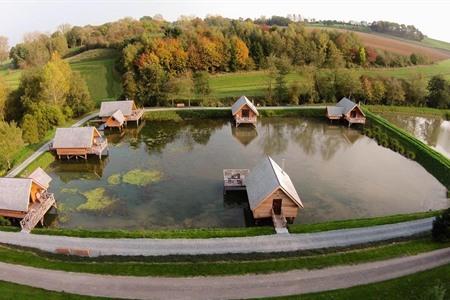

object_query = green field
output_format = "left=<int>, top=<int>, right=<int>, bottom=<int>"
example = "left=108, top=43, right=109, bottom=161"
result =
left=0, top=49, right=122, bottom=105
left=209, top=59, right=450, bottom=99
left=422, top=36, right=450, bottom=51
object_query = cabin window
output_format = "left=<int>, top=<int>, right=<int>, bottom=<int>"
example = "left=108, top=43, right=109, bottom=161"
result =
left=242, top=109, right=249, bottom=118
left=272, top=199, right=282, bottom=215
left=351, top=110, right=357, bottom=118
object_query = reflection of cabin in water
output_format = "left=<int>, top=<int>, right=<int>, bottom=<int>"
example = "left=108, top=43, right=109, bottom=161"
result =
left=0, top=168, right=56, bottom=232
left=231, top=96, right=259, bottom=127
left=326, top=97, right=366, bottom=126
left=246, top=156, right=303, bottom=230
left=99, top=100, right=144, bottom=129
left=231, top=126, right=258, bottom=146
left=51, top=127, right=108, bottom=160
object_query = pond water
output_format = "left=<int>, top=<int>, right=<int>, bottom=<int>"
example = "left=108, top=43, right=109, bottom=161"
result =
left=380, top=113, right=450, bottom=158
left=46, top=118, right=448, bottom=229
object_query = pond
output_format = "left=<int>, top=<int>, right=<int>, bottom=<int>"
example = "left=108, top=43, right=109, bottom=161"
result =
left=46, top=117, right=448, bottom=229
left=379, top=113, right=450, bottom=158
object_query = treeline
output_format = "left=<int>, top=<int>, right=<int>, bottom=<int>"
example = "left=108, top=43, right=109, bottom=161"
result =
left=282, top=68, right=449, bottom=109
left=370, top=21, right=424, bottom=41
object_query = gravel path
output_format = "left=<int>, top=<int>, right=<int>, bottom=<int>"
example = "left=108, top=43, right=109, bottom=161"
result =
left=0, top=247, right=448, bottom=299
left=0, top=218, right=433, bottom=257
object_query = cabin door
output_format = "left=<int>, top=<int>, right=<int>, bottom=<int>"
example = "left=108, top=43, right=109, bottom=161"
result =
left=272, top=199, right=282, bottom=215
left=350, top=110, right=356, bottom=118
left=242, top=109, right=249, bottom=118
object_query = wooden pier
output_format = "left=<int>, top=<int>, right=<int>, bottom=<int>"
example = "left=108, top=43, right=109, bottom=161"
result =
left=20, top=191, right=56, bottom=233
left=223, top=169, right=250, bottom=194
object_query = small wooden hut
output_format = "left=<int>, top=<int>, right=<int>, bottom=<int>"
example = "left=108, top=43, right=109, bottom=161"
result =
left=99, top=100, right=144, bottom=129
left=231, top=96, right=259, bottom=127
left=245, top=156, right=303, bottom=226
left=51, top=127, right=108, bottom=159
left=326, top=97, right=366, bottom=126
left=0, top=168, right=56, bottom=232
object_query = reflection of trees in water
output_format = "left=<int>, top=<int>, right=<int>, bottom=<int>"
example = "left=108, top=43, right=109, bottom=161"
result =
left=178, top=119, right=228, bottom=151
left=259, top=118, right=289, bottom=155
left=286, top=119, right=362, bottom=161
left=52, top=158, right=109, bottom=183
left=384, top=115, right=443, bottom=147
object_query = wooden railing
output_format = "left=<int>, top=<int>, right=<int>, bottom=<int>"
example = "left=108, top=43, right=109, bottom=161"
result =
left=129, top=109, right=145, bottom=121
left=236, top=116, right=257, bottom=124
left=89, top=138, right=108, bottom=155
left=20, top=192, right=56, bottom=233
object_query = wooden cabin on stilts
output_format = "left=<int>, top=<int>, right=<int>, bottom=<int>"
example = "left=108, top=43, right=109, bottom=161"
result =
left=51, top=127, right=108, bottom=160
left=231, top=96, right=259, bottom=127
left=0, top=168, right=56, bottom=232
left=245, top=156, right=303, bottom=233
left=99, top=100, right=144, bottom=130
left=326, top=97, right=366, bottom=127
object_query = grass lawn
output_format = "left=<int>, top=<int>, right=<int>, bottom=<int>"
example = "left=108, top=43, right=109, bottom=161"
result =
left=420, top=36, right=450, bottom=52
left=288, top=211, right=441, bottom=234
left=271, top=263, right=450, bottom=300
left=365, top=104, right=450, bottom=118
left=209, top=59, right=450, bottom=99
left=0, top=237, right=447, bottom=277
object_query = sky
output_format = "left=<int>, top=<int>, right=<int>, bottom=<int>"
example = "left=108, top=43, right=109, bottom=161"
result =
left=1, top=0, right=450, bottom=46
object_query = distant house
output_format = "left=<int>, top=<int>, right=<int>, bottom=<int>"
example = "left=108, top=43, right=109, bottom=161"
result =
left=231, top=96, right=259, bottom=127
left=326, top=97, right=366, bottom=126
left=0, top=167, right=56, bottom=232
left=51, top=127, right=108, bottom=159
left=99, top=100, right=144, bottom=129
left=245, top=156, right=303, bottom=224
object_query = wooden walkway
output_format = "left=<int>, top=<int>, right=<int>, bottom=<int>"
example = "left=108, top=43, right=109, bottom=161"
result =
left=20, top=192, right=56, bottom=233
left=223, top=169, right=249, bottom=194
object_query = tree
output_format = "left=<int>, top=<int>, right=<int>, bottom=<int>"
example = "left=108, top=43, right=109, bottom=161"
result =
left=0, top=121, right=24, bottom=170
left=315, top=70, right=336, bottom=102
left=41, top=53, right=71, bottom=106
left=427, top=75, right=450, bottom=108
left=334, top=69, right=362, bottom=99
left=193, top=71, right=211, bottom=105
left=325, top=41, right=344, bottom=68
left=384, top=78, right=405, bottom=105
left=0, top=36, right=8, bottom=62
left=405, top=74, right=427, bottom=106
left=358, top=47, right=367, bottom=66
left=274, top=56, right=291, bottom=104
left=370, top=79, right=386, bottom=104
left=66, top=72, right=93, bottom=117
left=0, top=76, right=8, bottom=119
left=21, top=114, right=39, bottom=144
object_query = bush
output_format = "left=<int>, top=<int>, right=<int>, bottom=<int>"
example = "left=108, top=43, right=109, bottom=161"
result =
left=432, top=209, right=450, bottom=242
left=0, top=217, right=11, bottom=226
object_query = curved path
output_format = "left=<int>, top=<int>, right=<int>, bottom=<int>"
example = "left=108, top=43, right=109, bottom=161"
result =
left=0, top=218, right=433, bottom=256
left=0, top=247, right=448, bottom=299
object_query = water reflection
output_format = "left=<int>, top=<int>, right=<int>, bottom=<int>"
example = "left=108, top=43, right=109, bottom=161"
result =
left=45, top=117, right=448, bottom=229
left=380, top=113, right=450, bottom=157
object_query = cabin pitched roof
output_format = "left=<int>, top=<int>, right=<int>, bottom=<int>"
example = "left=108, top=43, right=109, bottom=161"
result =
left=53, top=127, right=98, bottom=149
left=327, top=97, right=365, bottom=117
left=28, top=167, right=52, bottom=190
left=99, top=101, right=135, bottom=117
left=246, top=156, right=303, bottom=210
left=0, top=178, right=32, bottom=212
left=231, top=96, right=259, bottom=116
left=326, top=106, right=345, bottom=117
left=111, top=110, right=125, bottom=125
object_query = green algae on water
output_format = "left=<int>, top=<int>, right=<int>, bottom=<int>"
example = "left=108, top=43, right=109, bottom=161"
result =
left=122, top=169, right=162, bottom=186
left=60, top=188, right=78, bottom=194
left=77, top=188, right=116, bottom=212
left=107, top=173, right=121, bottom=185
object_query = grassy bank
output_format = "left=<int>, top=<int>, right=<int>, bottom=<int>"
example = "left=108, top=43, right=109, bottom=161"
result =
left=0, top=237, right=447, bottom=277
left=144, top=107, right=326, bottom=122
left=363, top=109, right=450, bottom=189
left=272, top=263, right=450, bottom=300
left=366, top=105, right=450, bottom=119
left=17, top=152, right=55, bottom=177
left=0, top=210, right=433, bottom=238
left=288, top=211, right=440, bottom=234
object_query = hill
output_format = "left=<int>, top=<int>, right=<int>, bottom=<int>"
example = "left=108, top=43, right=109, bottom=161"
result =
left=0, top=48, right=122, bottom=105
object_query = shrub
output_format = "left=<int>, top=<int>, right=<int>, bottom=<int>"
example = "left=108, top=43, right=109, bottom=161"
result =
left=0, top=217, right=11, bottom=226
left=432, top=209, right=450, bottom=242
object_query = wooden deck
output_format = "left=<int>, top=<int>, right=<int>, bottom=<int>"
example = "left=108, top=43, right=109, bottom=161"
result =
left=223, top=169, right=250, bottom=194
left=128, top=109, right=145, bottom=123
left=89, top=138, right=108, bottom=158
left=235, top=116, right=257, bottom=127
left=345, top=116, right=366, bottom=125
left=20, top=192, right=56, bottom=233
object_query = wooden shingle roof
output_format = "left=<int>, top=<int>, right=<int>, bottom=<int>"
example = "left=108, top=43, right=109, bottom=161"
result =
left=246, top=156, right=303, bottom=210
left=0, top=178, right=32, bottom=212
left=99, top=101, right=135, bottom=117
left=111, top=110, right=125, bottom=125
left=28, top=167, right=52, bottom=189
left=52, top=127, right=98, bottom=149
left=231, top=96, right=259, bottom=116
